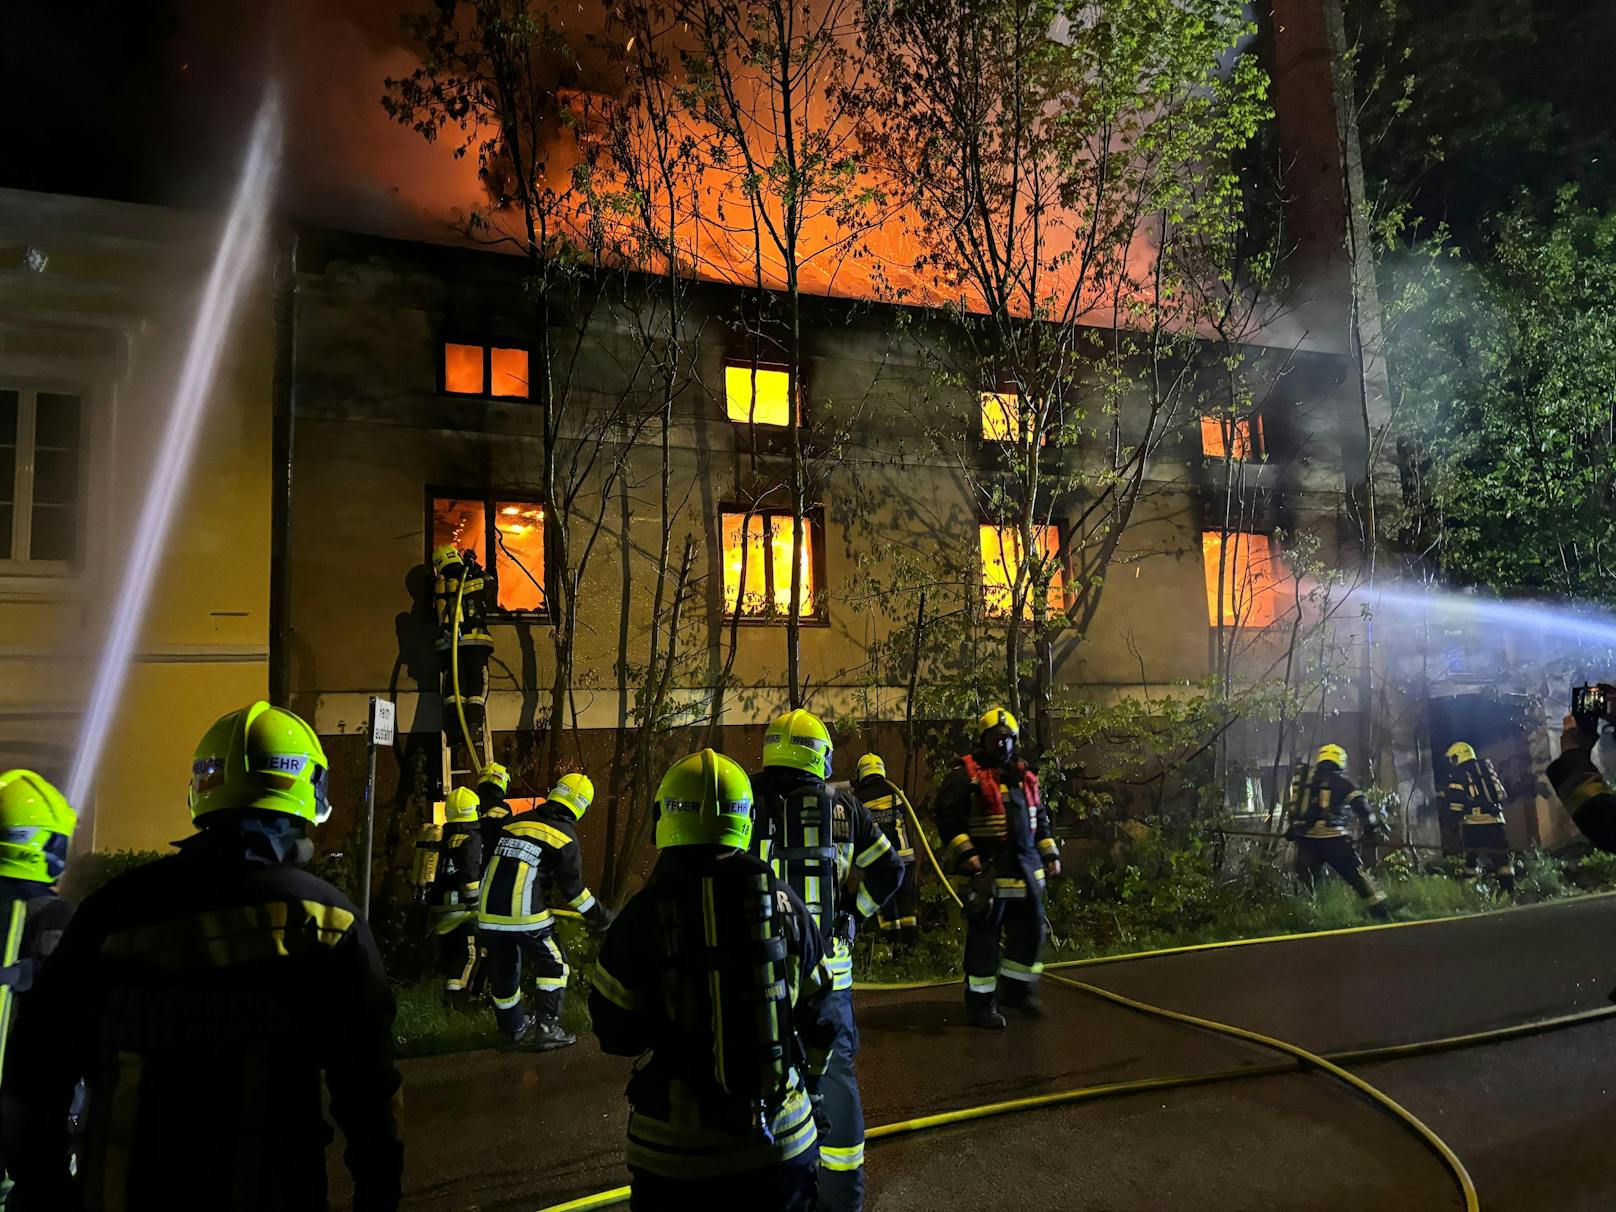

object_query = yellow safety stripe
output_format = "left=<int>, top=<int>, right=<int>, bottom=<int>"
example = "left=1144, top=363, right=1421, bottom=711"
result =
left=967, top=974, right=997, bottom=993
left=827, top=942, right=854, bottom=992
left=855, top=833, right=893, bottom=868
left=99, top=1050, right=143, bottom=1212
left=625, top=1088, right=817, bottom=1177
left=855, top=885, right=879, bottom=918
left=568, top=888, right=598, bottom=913
left=493, top=990, right=524, bottom=1010
left=999, top=957, right=1044, bottom=982
left=477, top=909, right=554, bottom=931
left=0, top=899, right=25, bottom=1085
left=593, top=961, right=644, bottom=1012
left=1038, top=837, right=1059, bottom=855
left=1560, top=771, right=1607, bottom=816
left=702, top=877, right=724, bottom=1091
left=101, top=900, right=354, bottom=972
left=430, top=909, right=476, bottom=934
left=946, top=834, right=974, bottom=858
left=506, top=820, right=575, bottom=851
left=821, top=1142, right=866, bottom=1171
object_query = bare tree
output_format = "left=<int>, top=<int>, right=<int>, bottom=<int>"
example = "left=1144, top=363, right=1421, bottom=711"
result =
left=860, top=0, right=1271, bottom=752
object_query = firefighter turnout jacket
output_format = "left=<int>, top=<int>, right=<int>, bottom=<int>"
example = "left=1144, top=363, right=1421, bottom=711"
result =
left=1, top=817, right=403, bottom=1212
left=0, top=875, right=74, bottom=1184
left=590, top=848, right=838, bottom=1180
left=752, top=768, right=903, bottom=990
left=1291, top=763, right=1381, bottom=839
left=935, top=755, right=1060, bottom=890
left=480, top=803, right=611, bottom=933
left=853, top=774, right=916, bottom=866
left=1447, top=758, right=1508, bottom=825
left=424, top=820, right=483, bottom=933
left=434, top=553, right=496, bottom=652
left=1548, top=746, right=1616, bottom=852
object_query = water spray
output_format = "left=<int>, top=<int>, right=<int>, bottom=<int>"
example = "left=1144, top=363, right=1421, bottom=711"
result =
left=1360, top=583, right=1616, bottom=651
left=66, top=91, right=283, bottom=809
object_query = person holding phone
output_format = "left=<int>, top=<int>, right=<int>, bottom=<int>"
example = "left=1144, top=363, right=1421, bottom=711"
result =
left=1549, top=684, right=1616, bottom=851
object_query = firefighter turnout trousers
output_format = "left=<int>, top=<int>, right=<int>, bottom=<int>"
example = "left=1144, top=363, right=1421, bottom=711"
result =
left=964, top=878, right=1048, bottom=1015
left=482, top=928, right=567, bottom=1038
left=628, top=1157, right=819, bottom=1211
left=875, top=863, right=919, bottom=947
left=432, top=913, right=479, bottom=994
left=1293, top=836, right=1389, bottom=914
left=818, top=987, right=865, bottom=1211
left=1460, top=821, right=1516, bottom=891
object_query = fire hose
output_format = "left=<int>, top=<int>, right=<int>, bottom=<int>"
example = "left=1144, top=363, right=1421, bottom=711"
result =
left=527, top=986, right=1616, bottom=1211
left=449, top=560, right=488, bottom=779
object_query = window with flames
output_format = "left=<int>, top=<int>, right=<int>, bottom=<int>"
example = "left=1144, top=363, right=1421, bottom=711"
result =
left=430, top=494, right=547, bottom=613
left=1200, top=530, right=1290, bottom=629
left=1199, top=414, right=1262, bottom=461
left=724, top=363, right=796, bottom=427
left=721, top=509, right=820, bottom=620
left=979, top=523, right=1066, bottom=620
left=443, top=342, right=530, bottom=399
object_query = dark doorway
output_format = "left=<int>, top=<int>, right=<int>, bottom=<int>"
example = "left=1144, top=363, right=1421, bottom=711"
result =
left=1428, top=692, right=1537, bottom=851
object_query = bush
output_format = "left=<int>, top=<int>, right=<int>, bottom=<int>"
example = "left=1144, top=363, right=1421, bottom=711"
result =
left=59, top=849, right=167, bottom=902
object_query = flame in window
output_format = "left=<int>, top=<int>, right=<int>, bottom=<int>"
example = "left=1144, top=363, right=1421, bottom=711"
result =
left=724, top=365, right=794, bottom=427
left=1201, top=531, right=1288, bottom=628
left=1200, top=414, right=1261, bottom=460
left=981, top=391, right=1023, bottom=442
left=444, top=344, right=484, bottom=395
left=723, top=511, right=813, bottom=616
left=979, top=523, right=1064, bottom=619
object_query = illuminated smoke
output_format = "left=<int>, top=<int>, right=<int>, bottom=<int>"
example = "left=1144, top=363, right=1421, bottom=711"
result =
left=66, top=89, right=283, bottom=808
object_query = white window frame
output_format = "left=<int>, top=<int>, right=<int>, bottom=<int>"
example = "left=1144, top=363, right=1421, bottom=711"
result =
left=1, top=382, right=84, bottom=575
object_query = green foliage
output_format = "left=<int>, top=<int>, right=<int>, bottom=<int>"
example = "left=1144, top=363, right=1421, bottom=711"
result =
left=1386, top=192, right=1616, bottom=600
left=58, top=849, right=167, bottom=903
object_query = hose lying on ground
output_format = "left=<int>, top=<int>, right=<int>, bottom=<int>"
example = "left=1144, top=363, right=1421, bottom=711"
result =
left=850, top=889, right=1616, bottom=993
left=530, top=999, right=1616, bottom=1212
left=1042, top=970, right=1481, bottom=1212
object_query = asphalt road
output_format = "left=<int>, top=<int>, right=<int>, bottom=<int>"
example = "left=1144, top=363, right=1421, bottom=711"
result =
left=331, top=893, right=1616, bottom=1211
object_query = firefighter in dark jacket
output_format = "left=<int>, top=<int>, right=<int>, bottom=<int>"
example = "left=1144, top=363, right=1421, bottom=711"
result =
left=1288, top=744, right=1390, bottom=920
left=479, top=773, right=611, bottom=1049
left=419, top=786, right=484, bottom=1004
left=753, top=709, right=902, bottom=1212
left=434, top=543, right=496, bottom=767
left=0, top=770, right=78, bottom=1201
left=936, top=707, right=1060, bottom=1030
left=1444, top=741, right=1516, bottom=893
left=1, top=702, right=403, bottom=1212
left=477, top=762, right=513, bottom=848
left=590, top=749, right=838, bottom=1211
left=1549, top=711, right=1616, bottom=852
left=853, top=753, right=919, bottom=949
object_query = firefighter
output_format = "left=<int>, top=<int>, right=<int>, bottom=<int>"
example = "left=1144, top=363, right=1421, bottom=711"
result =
left=479, top=772, right=611, bottom=1048
left=1550, top=711, right=1616, bottom=850
left=753, top=709, right=902, bottom=1212
left=476, top=762, right=513, bottom=848
left=853, top=753, right=919, bottom=949
left=1444, top=741, right=1516, bottom=893
left=1288, top=743, right=1391, bottom=920
left=936, top=707, right=1060, bottom=1030
left=1, top=702, right=403, bottom=1211
left=590, top=749, right=838, bottom=1211
left=416, top=786, right=484, bottom=1005
left=0, top=770, right=78, bottom=1201
left=434, top=543, right=496, bottom=770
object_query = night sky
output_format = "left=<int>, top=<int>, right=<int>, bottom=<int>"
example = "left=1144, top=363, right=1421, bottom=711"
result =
left=3, top=0, right=1613, bottom=245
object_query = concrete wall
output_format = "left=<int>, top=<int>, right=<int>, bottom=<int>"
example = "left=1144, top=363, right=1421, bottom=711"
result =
left=0, top=189, right=272, bottom=852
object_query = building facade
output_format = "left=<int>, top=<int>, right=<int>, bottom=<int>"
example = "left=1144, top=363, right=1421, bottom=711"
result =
left=0, top=188, right=273, bottom=852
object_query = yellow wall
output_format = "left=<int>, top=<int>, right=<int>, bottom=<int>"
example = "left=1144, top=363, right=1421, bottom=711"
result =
left=0, top=189, right=272, bottom=853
